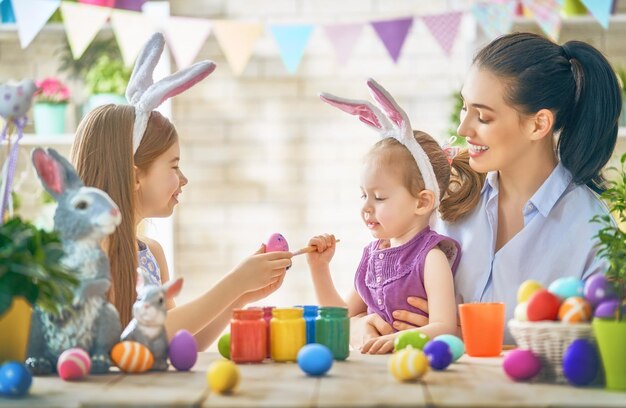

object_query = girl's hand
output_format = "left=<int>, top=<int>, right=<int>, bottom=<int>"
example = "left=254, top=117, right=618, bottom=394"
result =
left=391, top=296, right=430, bottom=330
left=231, top=244, right=292, bottom=294
left=361, top=333, right=396, bottom=354
left=306, top=234, right=336, bottom=269
left=240, top=271, right=286, bottom=305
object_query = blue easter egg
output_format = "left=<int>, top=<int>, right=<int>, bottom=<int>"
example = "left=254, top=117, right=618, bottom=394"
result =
left=562, top=339, right=599, bottom=386
left=423, top=340, right=452, bottom=371
left=548, top=277, right=584, bottom=300
left=297, top=344, right=333, bottom=376
left=434, top=334, right=465, bottom=362
left=0, top=362, right=32, bottom=398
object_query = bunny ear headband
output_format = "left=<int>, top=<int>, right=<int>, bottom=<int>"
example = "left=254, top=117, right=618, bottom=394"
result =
left=126, top=33, right=217, bottom=154
left=319, top=78, right=441, bottom=206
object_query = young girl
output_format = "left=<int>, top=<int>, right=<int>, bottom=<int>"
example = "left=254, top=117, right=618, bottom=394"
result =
left=71, top=34, right=292, bottom=350
left=363, top=33, right=623, bottom=345
left=306, top=79, right=484, bottom=354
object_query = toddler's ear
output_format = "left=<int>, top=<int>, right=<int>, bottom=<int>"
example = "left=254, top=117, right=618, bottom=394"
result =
left=416, top=190, right=435, bottom=215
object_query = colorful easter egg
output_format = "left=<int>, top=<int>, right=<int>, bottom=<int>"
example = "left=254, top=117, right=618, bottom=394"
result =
left=57, top=348, right=91, bottom=381
left=562, top=339, right=600, bottom=386
left=548, top=277, right=584, bottom=300
left=584, top=274, right=618, bottom=306
left=502, top=349, right=542, bottom=381
left=558, top=297, right=591, bottom=323
left=297, top=344, right=333, bottom=376
left=394, top=331, right=430, bottom=351
left=0, top=362, right=32, bottom=397
left=111, top=341, right=154, bottom=373
left=594, top=299, right=626, bottom=319
left=207, top=360, right=240, bottom=394
left=423, top=340, right=452, bottom=370
left=169, top=330, right=198, bottom=371
left=266, top=233, right=289, bottom=252
left=218, top=333, right=231, bottom=360
left=434, top=334, right=465, bottom=362
left=526, top=289, right=561, bottom=321
left=514, top=301, right=529, bottom=321
left=388, top=347, right=429, bottom=382
left=517, top=280, right=543, bottom=303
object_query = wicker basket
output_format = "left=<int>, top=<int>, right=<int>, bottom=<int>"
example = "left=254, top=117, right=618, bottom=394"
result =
left=508, top=319, right=594, bottom=383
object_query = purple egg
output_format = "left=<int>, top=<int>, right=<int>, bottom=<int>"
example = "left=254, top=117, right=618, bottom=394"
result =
left=168, top=330, right=198, bottom=371
left=266, top=233, right=289, bottom=252
left=423, top=340, right=452, bottom=371
left=583, top=274, right=617, bottom=306
left=503, top=349, right=542, bottom=381
left=562, top=339, right=599, bottom=386
left=594, top=299, right=626, bottom=319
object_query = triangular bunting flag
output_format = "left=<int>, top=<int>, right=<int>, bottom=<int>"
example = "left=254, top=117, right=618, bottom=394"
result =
left=581, top=0, right=612, bottom=28
left=110, top=9, right=156, bottom=67
left=322, top=23, right=364, bottom=66
left=13, top=0, right=61, bottom=49
left=421, top=11, right=463, bottom=57
left=522, top=0, right=562, bottom=41
left=471, top=1, right=516, bottom=39
left=269, top=24, right=314, bottom=74
left=213, top=20, right=263, bottom=76
left=61, top=2, right=112, bottom=59
left=371, top=17, right=413, bottom=63
left=163, top=16, right=211, bottom=69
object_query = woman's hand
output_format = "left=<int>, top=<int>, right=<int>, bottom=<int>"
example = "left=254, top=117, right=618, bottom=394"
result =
left=391, top=297, right=430, bottom=330
left=305, top=234, right=336, bottom=270
left=230, top=244, right=292, bottom=294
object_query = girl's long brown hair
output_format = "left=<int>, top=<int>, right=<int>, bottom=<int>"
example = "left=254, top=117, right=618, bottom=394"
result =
left=71, top=104, right=178, bottom=326
left=367, top=131, right=485, bottom=222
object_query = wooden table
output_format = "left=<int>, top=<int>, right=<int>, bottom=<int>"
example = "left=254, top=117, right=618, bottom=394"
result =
left=3, top=352, right=625, bottom=407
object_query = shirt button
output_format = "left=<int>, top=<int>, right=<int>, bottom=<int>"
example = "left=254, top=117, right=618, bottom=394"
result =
left=526, top=203, right=534, bottom=211
left=377, top=298, right=382, bottom=305
left=378, top=253, right=384, bottom=260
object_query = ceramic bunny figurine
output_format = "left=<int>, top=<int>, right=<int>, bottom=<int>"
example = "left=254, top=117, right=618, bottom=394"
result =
left=121, top=272, right=184, bottom=371
left=26, top=148, right=122, bottom=375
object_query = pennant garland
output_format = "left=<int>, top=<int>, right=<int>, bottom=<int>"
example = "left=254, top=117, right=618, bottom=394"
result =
left=163, top=16, right=212, bottom=69
left=110, top=9, right=156, bottom=67
left=13, top=0, right=61, bottom=49
left=269, top=24, right=314, bottom=74
left=581, top=0, right=613, bottom=28
left=322, top=23, right=364, bottom=65
left=61, top=2, right=112, bottom=59
left=471, top=0, right=516, bottom=39
left=213, top=21, right=263, bottom=76
left=371, top=17, right=413, bottom=63
left=522, top=0, right=562, bottom=41
left=421, top=11, right=463, bottom=57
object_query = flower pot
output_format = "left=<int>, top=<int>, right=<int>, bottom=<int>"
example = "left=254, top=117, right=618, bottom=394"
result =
left=592, top=318, right=626, bottom=391
left=82, top=93, right=127, bottom=117
left=33, top=103, right=67, bottom=135
left=0, top=297, right=32, bottom=364
left=78, top=0, right=116, bottom=7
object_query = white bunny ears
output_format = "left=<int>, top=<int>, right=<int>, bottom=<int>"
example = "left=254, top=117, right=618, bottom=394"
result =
left=126, top=33, right=216, bottom=154
left=320, top=78, right=440, bottom=206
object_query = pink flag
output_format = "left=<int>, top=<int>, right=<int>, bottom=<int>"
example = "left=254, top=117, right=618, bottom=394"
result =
left=522, top=0, right=562, bottom=41
left=371, top=17, right=414, bottom=63
left=323, top=23, right=364, bottom=66
left=421, top=11, right=463, bottom=57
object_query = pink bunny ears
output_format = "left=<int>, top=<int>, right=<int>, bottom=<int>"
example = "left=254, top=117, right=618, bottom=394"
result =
left=320, top=78, right=441, bottom=206
left=126, top=33, right=216, bottom=154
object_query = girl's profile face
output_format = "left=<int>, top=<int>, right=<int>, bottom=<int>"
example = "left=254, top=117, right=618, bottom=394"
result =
left=359, top=158, right=423, bottom=245
left=136, top=140, right=188, bottom=219
left=457, top=66, right=535, bottom=174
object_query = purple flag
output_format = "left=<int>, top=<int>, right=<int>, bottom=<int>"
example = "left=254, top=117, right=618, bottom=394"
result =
left=371, top=17, right=414, bottom=63
left=421, top=11, right=463, bottom=57
left=323, top=23, right=364, bottom=66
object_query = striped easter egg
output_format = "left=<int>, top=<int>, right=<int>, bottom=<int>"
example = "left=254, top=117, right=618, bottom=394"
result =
left=558, top=297, right=592, bottom=323
left=110, top=341, right=154, bottom=373
left=388, top=347, right=429, bottom=382
left=57, top=348, right=91, bottom=381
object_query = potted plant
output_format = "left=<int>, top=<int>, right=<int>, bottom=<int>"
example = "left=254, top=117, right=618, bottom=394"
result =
left=33, top=77, right=71, bottom=135
left=591, top=153, right=626, bottom=391
left=0, top=218, right=78, bottom=363
left=82, top=54, right=131, bottom=115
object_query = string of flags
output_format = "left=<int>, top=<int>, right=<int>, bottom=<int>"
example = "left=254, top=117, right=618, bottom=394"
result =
left=1, top=0, right=619, bottom=76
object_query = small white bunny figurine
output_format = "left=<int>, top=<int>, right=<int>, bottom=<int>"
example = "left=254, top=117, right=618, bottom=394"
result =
left=26, top=148, right=122, bottom=375
left=121, top=271, right=184, bottom=371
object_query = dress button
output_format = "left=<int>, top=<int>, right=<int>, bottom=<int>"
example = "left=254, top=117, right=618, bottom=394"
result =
left=377, top=298, right=382, bottom=305
left=376, top=276, right=381, bottom=283
left=378, top=253, right=384, bottom=260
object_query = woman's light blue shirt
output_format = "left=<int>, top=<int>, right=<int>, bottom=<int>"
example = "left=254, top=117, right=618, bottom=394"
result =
left=434, top=163, right=609, bottom=344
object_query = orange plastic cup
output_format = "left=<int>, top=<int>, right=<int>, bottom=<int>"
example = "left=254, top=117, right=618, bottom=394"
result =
left=458, top=302, right=505, bottom=357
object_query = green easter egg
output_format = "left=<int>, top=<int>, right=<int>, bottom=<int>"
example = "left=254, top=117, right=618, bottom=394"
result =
left=218, top=333, right=231, bottom=360
left=394, top=331, right=430, bottom=352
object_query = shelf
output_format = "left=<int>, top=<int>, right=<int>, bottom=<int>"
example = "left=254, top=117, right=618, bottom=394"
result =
left=2, top=134, right=74, bottom=146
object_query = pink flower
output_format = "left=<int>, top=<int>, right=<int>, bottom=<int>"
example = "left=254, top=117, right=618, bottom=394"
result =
left=35, top=77, right=71, bottom=104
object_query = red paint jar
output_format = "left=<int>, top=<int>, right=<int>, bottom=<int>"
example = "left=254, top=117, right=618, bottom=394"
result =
left=230, top=308, right=266, bottom=363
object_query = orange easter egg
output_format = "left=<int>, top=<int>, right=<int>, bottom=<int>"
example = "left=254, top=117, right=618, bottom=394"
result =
left=558, top=297, right=591, bottom=323
left=111, top=341, right=154, bottom=373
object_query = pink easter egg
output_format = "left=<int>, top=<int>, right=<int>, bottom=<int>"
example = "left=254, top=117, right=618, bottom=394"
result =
left=266, top=233, right=289, bottom=252
left=57, top=348, right=91, bottom=381
left=503, top=349, right=542, bottom=381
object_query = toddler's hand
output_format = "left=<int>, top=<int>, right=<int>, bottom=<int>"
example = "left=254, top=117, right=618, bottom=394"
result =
left=361, top=333, right=396, bottom=354
left=306, top=233, right=336, bottom=269
left=231, top=244, right=292, bottom=294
